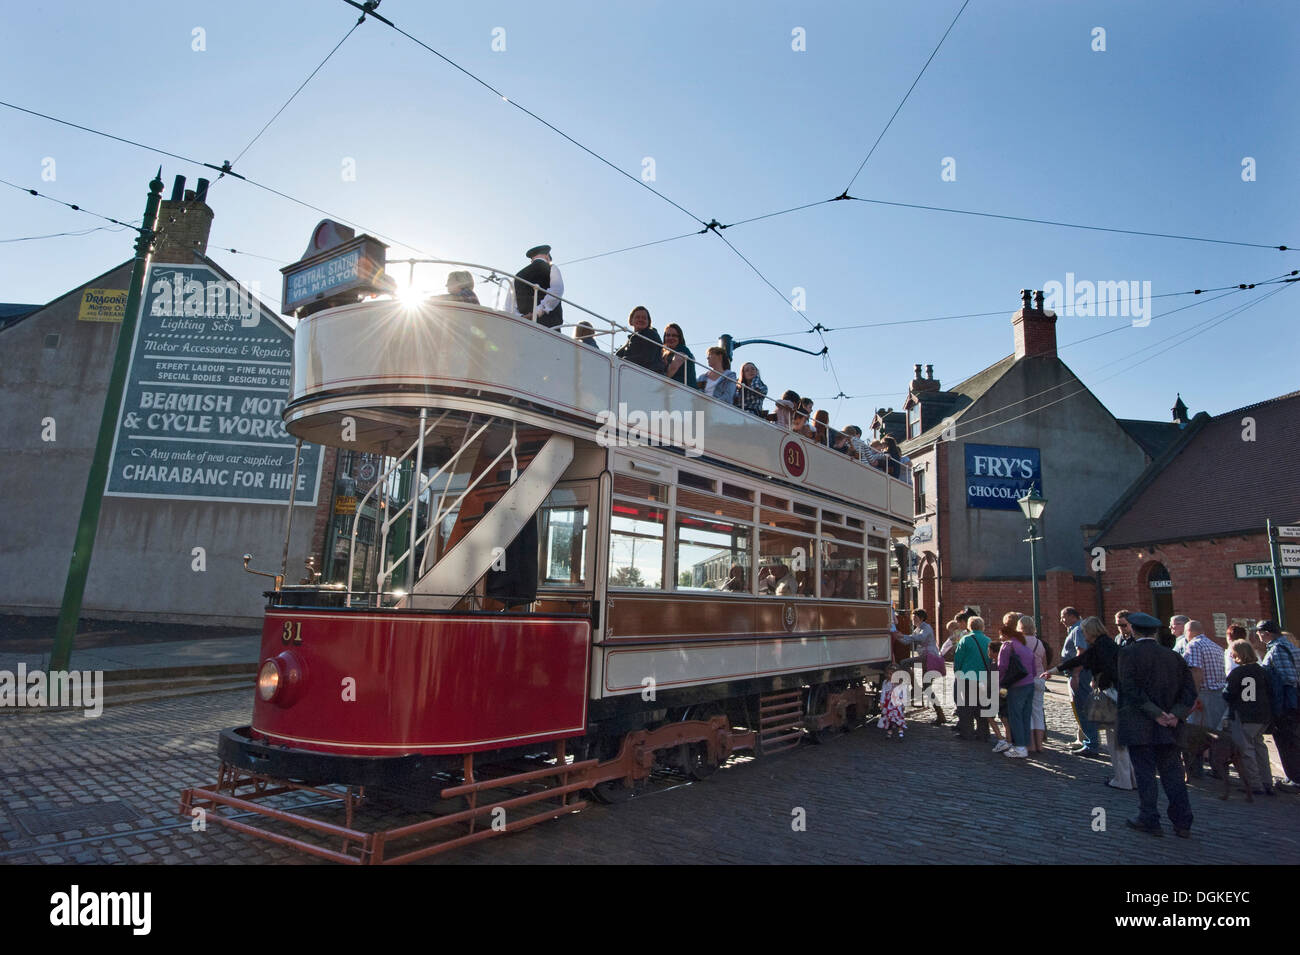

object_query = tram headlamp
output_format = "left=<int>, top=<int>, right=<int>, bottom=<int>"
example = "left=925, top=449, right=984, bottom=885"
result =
left=258, top=660, right=281, bottom=701
left=258, top=651, right=306, bottom=706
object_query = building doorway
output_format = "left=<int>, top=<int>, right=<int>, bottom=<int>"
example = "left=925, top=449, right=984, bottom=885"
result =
left=1147, top=563, right=1174, bottom=621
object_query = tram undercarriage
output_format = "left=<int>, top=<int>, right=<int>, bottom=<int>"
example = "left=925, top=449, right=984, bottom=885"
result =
left=181, top=667, right=882, bottom=865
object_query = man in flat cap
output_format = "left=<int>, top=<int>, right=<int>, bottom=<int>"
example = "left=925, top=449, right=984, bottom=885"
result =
left=1116, top=611, right=1197, bottom=837
left=514, top=244, right=564, bottom=329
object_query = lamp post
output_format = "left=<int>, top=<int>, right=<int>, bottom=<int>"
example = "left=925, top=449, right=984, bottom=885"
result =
left=1017, top=484, right=1048, bottom=638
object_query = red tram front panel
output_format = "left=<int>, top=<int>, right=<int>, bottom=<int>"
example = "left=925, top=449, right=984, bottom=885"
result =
left=252, top=611, right=590, bottom=756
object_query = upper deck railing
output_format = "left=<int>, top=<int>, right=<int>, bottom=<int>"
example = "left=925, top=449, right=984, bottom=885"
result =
left=359, top=257, right=914, bottom=484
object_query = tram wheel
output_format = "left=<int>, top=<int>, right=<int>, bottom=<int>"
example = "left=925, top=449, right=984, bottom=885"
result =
left=806, top=683, right=841, bottom=745
left=675, top=704, right=724, bottom=781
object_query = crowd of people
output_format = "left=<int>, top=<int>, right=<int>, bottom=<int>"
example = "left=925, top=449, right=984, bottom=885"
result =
left=889, top=605, right=1300, bottom=837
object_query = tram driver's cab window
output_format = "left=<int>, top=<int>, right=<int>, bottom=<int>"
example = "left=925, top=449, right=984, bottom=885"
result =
left=537, top=487, right=589, bottom=588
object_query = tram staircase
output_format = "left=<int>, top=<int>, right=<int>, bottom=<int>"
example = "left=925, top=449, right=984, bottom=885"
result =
left=356, top=413, right=573, bottom=609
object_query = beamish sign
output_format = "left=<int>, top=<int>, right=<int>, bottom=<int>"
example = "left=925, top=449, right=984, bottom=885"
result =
left=104, top=263, right=321, bottom=505
left=964, top=443, right=1042, bottom=511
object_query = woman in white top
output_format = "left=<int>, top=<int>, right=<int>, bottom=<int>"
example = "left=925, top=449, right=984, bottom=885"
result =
left=696, top=346, right=738, bottom=403
left=1018, top=615, right=1048, bottom=753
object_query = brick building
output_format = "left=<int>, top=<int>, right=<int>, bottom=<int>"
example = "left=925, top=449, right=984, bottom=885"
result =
left=890, top=290, right=1182, bottom=653
left=1088, top=390, right=1300, bottom=638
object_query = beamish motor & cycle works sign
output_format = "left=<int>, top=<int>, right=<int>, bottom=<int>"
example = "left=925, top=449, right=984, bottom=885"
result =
left=104, top=263, right=321, bottom=505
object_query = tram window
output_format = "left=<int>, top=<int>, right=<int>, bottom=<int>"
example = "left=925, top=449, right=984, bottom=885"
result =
left=677, top=488, right=753, bottom=523
left=721, top=482, right=753, bottom=502
left=678, top=470, right=715, bottom=492
left=866, top=549, right=889, bottom=602
left=757, top=527, right=815, bottom=597
left=821, top=509, right=843, bottom=525
left=821, top=543, right=863, bottom=599
left=614, top=474, right=667, bottom=503
left=538, top=506, right=588, bottom=586
left=793, top=502, right=816, bottom=518
left=868, top=534, right=888, bottom=550
left=761, top=493, right=789, bottom=510
left=760, top=510, right=817, bottom=536
left=823, top=524, right=864, bottom=545
left=846, top=517, right=865, bottom=530
left=675, top=515, right=751, bottom=593
left=609, top=501, right=665, bottom=589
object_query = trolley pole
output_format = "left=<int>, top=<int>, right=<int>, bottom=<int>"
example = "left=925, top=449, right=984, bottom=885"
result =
left=49, top=170, right=164, bottom=672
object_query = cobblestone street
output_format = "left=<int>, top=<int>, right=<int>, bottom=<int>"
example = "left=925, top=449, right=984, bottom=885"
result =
left=2, top=682, right=1296, bottom=866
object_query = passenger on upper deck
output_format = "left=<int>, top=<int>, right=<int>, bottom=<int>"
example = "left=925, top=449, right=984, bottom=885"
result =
left=723, top=563, right=746, bottom=592
left=697, top=346, right=738, bottom=403
left=615, top=306, right=664, bottom=370
left=660, top=323, right=696, bottom=387
left=770, top=390, right=800, bottom=429
left=439, top=270, right=479, bottom=304
left=575, top=321, right=601, bottom=349
left=736, top=362, right=768, bottom=417
left=514, top=244, right=564, bottom=329
left=813, top=409, right=831, bottom=447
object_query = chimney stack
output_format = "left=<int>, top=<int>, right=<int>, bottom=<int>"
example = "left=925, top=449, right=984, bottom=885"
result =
left=1012, top=288, right=1058, bottom=360
left=152, top=173, right=215, bottom=262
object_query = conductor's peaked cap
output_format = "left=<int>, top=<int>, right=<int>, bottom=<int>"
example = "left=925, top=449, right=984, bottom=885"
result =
left=1126, top=612, right=1162, bottom=631
left=526, top=244, right=552, bottom=258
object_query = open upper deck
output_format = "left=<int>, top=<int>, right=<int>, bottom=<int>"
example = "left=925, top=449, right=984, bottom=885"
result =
left=283, top=270, right=914, bottom=531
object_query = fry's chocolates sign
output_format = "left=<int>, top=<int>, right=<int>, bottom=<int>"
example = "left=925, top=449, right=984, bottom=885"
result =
left=964, top=443, right=1042, bottom=511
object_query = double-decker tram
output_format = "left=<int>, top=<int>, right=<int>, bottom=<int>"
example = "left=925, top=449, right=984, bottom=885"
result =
left=181, top=236, right=914, bottom=864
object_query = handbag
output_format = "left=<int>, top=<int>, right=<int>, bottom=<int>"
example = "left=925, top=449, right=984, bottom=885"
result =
left=1085, top=687, right=1118, bottom=725
left=1003, top=645, right=1029, bottom=689
left=924, top=649, right=945, bottom=675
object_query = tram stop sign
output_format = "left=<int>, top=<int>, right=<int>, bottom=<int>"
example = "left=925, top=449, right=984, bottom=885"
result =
left=280, top=219, right=394, bottom=317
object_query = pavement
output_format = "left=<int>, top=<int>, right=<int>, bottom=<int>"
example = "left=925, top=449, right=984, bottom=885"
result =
left=0, top=662, right=1296, bottom=866
left=0, top=634, right=261, bottom=677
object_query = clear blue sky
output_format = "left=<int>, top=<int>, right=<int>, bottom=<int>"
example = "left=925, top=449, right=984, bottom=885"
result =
left=2, top=0, right=1296, bottom=428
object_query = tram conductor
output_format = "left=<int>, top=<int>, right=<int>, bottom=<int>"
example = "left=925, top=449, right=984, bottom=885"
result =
left=514, top=244, right=564, bottom=329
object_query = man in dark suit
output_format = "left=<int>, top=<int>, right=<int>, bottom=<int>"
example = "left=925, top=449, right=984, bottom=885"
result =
left=1117, top=611, right=1197, bottom=837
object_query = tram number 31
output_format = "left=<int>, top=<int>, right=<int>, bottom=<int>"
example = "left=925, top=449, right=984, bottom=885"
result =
left=281, top=620, right=304, bottom=645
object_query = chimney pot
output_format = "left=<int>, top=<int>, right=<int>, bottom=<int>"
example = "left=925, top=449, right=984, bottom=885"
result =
left=183, top=189, right=196, bottom=201
left=195, top=178, right=210, bottom=202
left=1034, top=290, right=1045, bottom=311
left=925, top=364, right=934, bottom=380
left=1020, top=289, right=1033, bottom=310
left=913, top=363, right=923, bottom=379
left=170, top=175, right=186, bottom=202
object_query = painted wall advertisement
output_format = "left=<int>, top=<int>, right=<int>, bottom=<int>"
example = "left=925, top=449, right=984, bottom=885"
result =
left=964, top=443, right=1042, bottom=511
left=105, top=263, right=321, bottom=504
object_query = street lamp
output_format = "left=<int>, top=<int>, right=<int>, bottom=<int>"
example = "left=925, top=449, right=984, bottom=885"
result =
left=1017, top=484, right=1048, bottom=637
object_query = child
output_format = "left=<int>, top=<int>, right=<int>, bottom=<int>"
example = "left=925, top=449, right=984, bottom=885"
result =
left=877, top=664, right=907, bottom=738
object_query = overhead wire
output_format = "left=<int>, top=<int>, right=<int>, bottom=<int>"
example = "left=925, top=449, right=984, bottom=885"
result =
left=346, top=0, right=709, bottom=228
left=0, top=225, right=127, bottom=243
left=227, top=18, right=366, bottom=171
left=843, top=0, right=973, bottom=194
